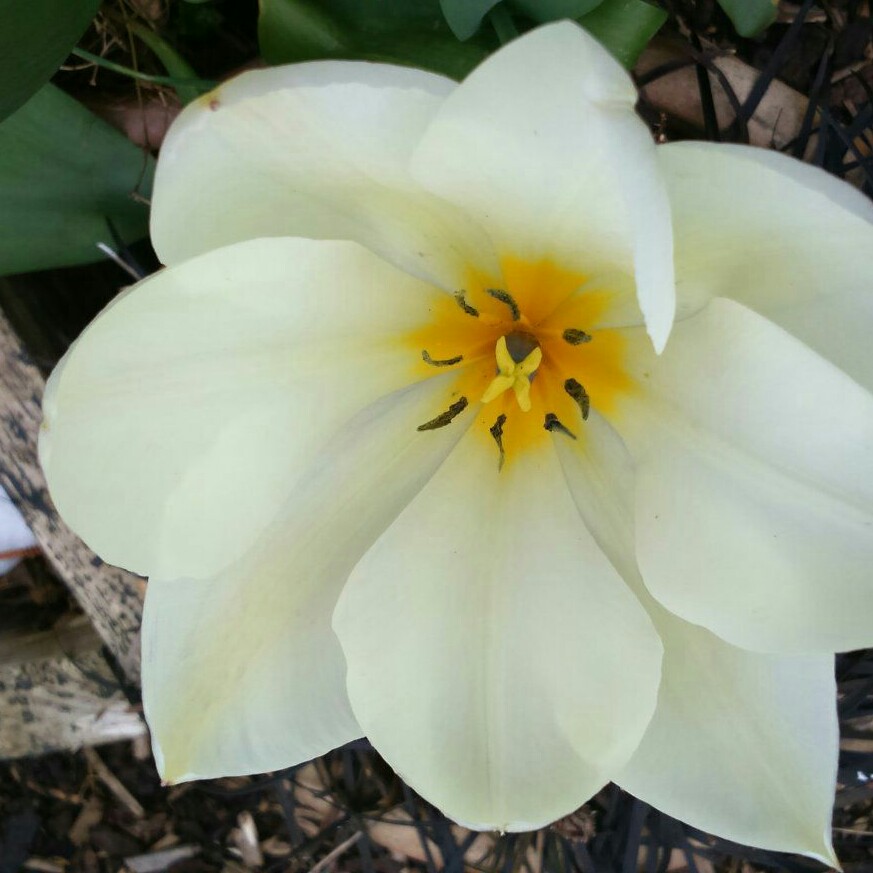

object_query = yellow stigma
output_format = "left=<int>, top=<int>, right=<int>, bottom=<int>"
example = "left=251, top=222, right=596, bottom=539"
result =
left=481, top=335, right=542, bottom=412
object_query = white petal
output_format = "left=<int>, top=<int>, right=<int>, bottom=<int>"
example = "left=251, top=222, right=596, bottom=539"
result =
left=661, top=141, right=873, bottom=389
left=551, top=411, right=637, bottom=572
left=333, top=430, right=662, bottom=831
left=151, top=61, right=492, bottom=289
left=40, top=237, right=446, bottom=579
left=617, top=606, right=839, bottom=865
left=553, top=408, right=840, bottom=862
left=763, top=287, right=873, bottom=397
left=410, top=21, right=675, bottom=351
left=143, top=370, right=469, bottom=782
left=628, top=298, right=873, bottom=653
left=553, top=390, right=840, bottom=862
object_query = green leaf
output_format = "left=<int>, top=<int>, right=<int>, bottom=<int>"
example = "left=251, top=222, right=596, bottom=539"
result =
left=258, top=0, right=352, bottom=65
left=258, top=0, right=490, bottom=79
left=129, top=22, right=208, bottom=105
left=488, top=4, right=519, bottom=44
left=0, top=0, right=100, bottom=122
left=360, top=31, right=490, bottom=79
left=0, top=85, right=153, bottom=277
left=509, top=0, right=604, bottom=24
left=439, top=0, right=502, bottom=40
left=717, top=0, right=777, bottom=37
left=578, top=0, right=667, bottom=68
left=323, top=0, right=445, bottom=34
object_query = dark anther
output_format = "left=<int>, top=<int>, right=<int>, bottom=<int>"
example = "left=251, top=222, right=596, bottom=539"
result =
left=486, top=288, right=521, bottom=321
left=562, top=328, right=592, bottom=345
left=564, top=378, right=590, bottom=420
left=422, top=350, right=463, bottom=367
left=544, top=413, right=576, bottom=440
left=417, top=397, right=469, bottom=431
left=454, top=291, right=479, bottom=318
left=489, top=414, right=507, bottom=470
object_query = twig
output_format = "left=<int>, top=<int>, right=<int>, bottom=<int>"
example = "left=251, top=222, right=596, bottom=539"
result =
left=83, top=747, right=145, bottom=819
left=233, top=811, right=264, bottom=868
left=307, top=831, right=364, bottom=873
left=96, top=243, right=143, bottom=282
left=636, top=40, right=809, bottom=149
left=71, top=47, right=217, bottom=89
left=0, top=546, right=41, bottom=561
left=124, top=845, right=200, bottom=873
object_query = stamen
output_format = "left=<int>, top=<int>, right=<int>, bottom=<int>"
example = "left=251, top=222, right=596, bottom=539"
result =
left=564, top=378, right=590, bottom=420
left=489, top=413, right=507, bottom=470
left=422, top=350, right=463, bottom=367
left=417, top=397, right=469, bottom=431
left=544, top=413, right=576, bottom=440
left=454, top=291, right=479, bottom=318
left=562, top=328, right=593, bottom=345
left=486, top=288, right=521, bottom=321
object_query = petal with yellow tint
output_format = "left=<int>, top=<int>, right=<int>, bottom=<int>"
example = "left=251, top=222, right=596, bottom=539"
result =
left=333, top=429, right=662, bottom=831
left=144, top=369, right=470, bottom=782
left=410, top=21, right=675, bottom=351
left=151, top=61, right=495, bottom=289
left=40, top=237, right=449, bottom=579
left=553, top=411, right=840, bottom=864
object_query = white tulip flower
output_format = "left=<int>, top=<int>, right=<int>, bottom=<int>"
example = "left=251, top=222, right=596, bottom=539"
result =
left=38, top=21, right=873, bottom=865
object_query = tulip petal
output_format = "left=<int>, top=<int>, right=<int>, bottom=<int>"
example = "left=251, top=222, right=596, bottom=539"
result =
left=660, top=141, right=873, bottom=390
left=40, top=237, right=447, bottom=579
left=629, top=297, right=873, bottom=653
left=410, top=21, right=675, bottom=352
left=617, top=606, right=838, bottom=865
left=553, top=410, right=840, bottom=862
left=151, top=62, right=494, bottom=289
left=333, top=430, right=662, bottom=831
left=143, top=368, right=470, bottom=782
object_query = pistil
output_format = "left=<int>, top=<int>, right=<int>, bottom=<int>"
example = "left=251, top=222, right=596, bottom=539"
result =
left=481, top=336, right=542, bottom=412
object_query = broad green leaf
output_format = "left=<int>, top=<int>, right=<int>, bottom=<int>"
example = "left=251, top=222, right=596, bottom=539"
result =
left=361, top=31, right=490, bottom=79
left=510, top=0, right=604, bottom=23
left=0, top=0, right=100, bottom=122
left=324, top=0, right=444, bottom=34
left=258, top=0, right=490, bottom=79
left=0, top=85, right=153, bottom=277
left=717, top=0, right=777, bottom=37
left=258, top=0, right=352, bottom=65
left=439, top=0, right=502, bottom=40
left=129, top=22, right=208, bottom=104
left=578, top=0, right=667, bottom=68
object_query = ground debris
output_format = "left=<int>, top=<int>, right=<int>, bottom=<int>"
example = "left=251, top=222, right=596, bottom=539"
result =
left=124, top=844, right=200, bottom=873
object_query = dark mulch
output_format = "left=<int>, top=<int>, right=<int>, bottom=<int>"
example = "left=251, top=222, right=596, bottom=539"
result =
left=2, top=670, right=873, bottom=873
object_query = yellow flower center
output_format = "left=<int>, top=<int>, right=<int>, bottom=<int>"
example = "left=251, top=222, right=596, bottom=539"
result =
left=407, top=255, right=635, bottom=468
